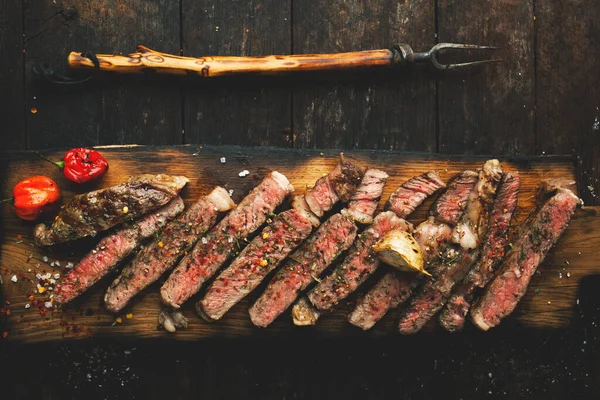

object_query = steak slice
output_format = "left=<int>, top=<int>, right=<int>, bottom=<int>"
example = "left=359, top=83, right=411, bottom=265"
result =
left=348, top=272, right=416, bottom=330
left=197, top=209, right=314, bottom=321
left=305, top=156, right=364, bottom=217
left=386, top=171, right=446, bottom=218
left=346, top=216, right=454, bottom=330
left=104, top=187, right=235, bottom=313
left=160, top=172, right=294, bottom=308
left=34, top=174, right=189, bottom=246
left=307, top=211, right=412, bottom=311
left=398, top=161, right=503, bottom=335
left=440, top=172, right=520, bottom=332
left=53, top=197, right=185, bottom=305
left=341, top=169, right=389, bottom=224
left=431, top=171, right=478, bottom=225
left=471, top=187, right=579, bottom=331
left=249, top=213, right=358, bottom=327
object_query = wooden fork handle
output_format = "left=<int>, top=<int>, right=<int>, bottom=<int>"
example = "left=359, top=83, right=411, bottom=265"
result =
left=68, top=45, right=404, bottom=77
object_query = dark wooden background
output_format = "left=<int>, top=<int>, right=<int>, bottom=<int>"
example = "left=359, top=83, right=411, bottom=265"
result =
left=1, top=0, right=599, bottom=398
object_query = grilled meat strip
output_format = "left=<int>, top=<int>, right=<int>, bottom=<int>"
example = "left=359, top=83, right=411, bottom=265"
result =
left=161, top=172, right=294, bottom=308
left=104, top=187, right=235, bottom=313
left=249, top=213, right=358, bottom=327
left=307, top=211, right=412, bottom=311
left=341, top=169, right=389, bottom=224
left=346, top=171, right=472, bottom=330
left=34, top=174, right=189, bottom=246
left=398, top=161, right=503, bottom=335
left=471, top=186, right=579, bottom=331
left=305, top=156, right=364, bottom=217
left=197, top=208, right=314, bottom=321
left=53, top=197, right=185, bottom=305
left=347, top=217, right=454, bottom=330
left=440, top=172, right=520, bottom=332
left=386, top=171, right=446, bottom=218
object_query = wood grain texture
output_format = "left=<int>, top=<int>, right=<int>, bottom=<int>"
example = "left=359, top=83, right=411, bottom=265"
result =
left=291, top=0, right=436, bottom=151
left=24, top=0, right=182, bottom=149
left=536, top=0, right=600, bottom=206
left=0, top=0, right=25, bottom=150
left=437, top=0, right=535, bottom=156
left=182, top=0, right=292, bottom=147
left=0, top=145, right=588, bottom=344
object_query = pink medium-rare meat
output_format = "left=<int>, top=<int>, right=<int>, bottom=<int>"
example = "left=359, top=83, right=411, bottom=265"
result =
left=291, top=195, right=321, bottom=227
left=431, top=171, right=478, bottom=225
left=53, top=197, right=185, bottom=305
left=307, top=211, right=411, bottom=311
left=341, top=169, right=389, bottom=224
left=471, top=187, right=579, bottom=331
left=413, top=216, right=454, bottom=262
left=348, top=271, right=415, bottom=330
left=103, top=187, right=235, bottom=313
left=197, top=209, right=314, bottom=321
left=249, top=213, right=358, bottom=327
left=304, top=157, right=364, bottom=217
left=35, top=174, right=189, bottom=246
left=398, top=161, right=503, bottom=335
left=160, top=172, right=294, bottom=308
left=440, top=172, right=520, bottom=332
left=386, top=171, right=446, bottom=218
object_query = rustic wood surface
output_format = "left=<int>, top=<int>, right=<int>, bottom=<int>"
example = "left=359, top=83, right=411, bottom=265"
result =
left=1, top=0, right=599, bottom=398
left=0, top=145, right=588, bottom=343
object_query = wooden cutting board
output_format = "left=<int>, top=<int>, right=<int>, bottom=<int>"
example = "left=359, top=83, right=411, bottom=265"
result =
left=0, top=146, right=596, bottom=343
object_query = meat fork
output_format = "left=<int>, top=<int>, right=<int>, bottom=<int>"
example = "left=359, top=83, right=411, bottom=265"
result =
left=60, top=43, right=499, bottom=81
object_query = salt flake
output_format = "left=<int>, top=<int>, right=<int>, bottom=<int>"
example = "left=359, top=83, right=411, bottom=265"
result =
left=220, top=157, right=226, bottom=163
left=11, top=275, right=18, bottom=283
left=238, top=170, right=250, bottom=177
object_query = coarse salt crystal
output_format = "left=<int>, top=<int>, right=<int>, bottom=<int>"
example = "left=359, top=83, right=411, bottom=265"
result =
left=228, top=189, right=234, bottom=197
left=11, top=275, right=18, bottom=283
left=50, top=262, right=56, bottom=267
left=44, top=273, right=51, bottom=279
left=55, top=261, right=60, bottom=267
left=44, top=301, right=53, bottom=309
left=228, top=237, right=234, bottom=243
left=566, top=272, right=571, bottom=278
left=36, top=263, right=40, bottom=268
left=66, top=262, right=74, bottom=269
left=36, top=273, right=42, bottom=279
left=25, top=303, right=30, bottom=309
left=201, top=237, right=208, bottom=244
left=220, top=157, right=226, bottom=163
left=54, top=273, right=60, bottom=279
left=49, top=279, right=56, bottom=284
left=238, top=170, right=250, bottom=177
left=42, top=256, right=48, bottom=263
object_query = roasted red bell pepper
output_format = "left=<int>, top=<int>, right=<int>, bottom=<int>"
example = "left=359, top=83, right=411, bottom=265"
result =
left=1, top=176, right=61, bottom=221
left=39, top=148, right=108, bottom=183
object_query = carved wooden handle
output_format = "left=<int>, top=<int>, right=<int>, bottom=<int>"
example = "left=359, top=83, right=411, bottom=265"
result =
left=68, top=45, right=402, bottom=77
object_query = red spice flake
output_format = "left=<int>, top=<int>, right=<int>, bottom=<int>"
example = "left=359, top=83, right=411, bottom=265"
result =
left=2, top=332, right=7, bottom=339
left=6, top=309, right=11, bottom=316
left=28, top=295, right=34, bottom=301
left=5, top=300, right=10, bottom=305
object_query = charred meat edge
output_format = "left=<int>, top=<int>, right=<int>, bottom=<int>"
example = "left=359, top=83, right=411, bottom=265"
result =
left=104, top=187, right=235, bottom=313
left=160, top=171, right=293, bottom=308
left=53, top=197, right=185, bottom=305
left=35, top=174, right=189, bottom=246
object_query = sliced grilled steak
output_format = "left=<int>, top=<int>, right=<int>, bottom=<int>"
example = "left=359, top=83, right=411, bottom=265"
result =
left=348, top=271, right=415, bottom=330
left=53, top=197, right=185, bottom=305
left=291, top=195, right=321, bottom=227
left=104, top=187, right=235, bottom=313
left=305, top=157, right=364, bottom=217
left=440, top=172, right=520, bottom=332
left=197, top=209, right=314, bottom=321
left=431, top=171, right=478, bottom=225
left=398, top=161, right=503, bottom=335
left=249, top=213, right=358, bottom=327
left=386, top=171, right=446, bottom=218
left=161, top=172, right=293, bottom=308
left=34, top=174, right=188, bottom=246
left=307, top=211, right=412, bottom=311
left=341, top=169, right=389, bottom=224
left=471, top=186, right=579, bottom=331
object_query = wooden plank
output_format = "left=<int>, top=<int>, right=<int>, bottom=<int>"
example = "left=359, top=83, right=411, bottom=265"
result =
left=437, top=0, right=536, bottom=155
left=182, top=0, right=292, bottom=147
left=0, top=0, right=25, bottom=150
left=291, top=0, right=436, bottom=150
left=0, top=145, right=587, bottom=343
left=536, top=0, right=600, bottom=206
left=23, top=0, right=182, bottom=149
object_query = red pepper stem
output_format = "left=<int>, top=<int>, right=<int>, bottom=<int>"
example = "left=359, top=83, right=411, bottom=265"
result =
left=36, top=152, right=65, bottom=169
left=0, top=198, right=14, bottom=205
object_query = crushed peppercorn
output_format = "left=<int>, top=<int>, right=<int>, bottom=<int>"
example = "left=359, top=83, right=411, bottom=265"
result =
left=126, top=313, right=133, bottom=319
